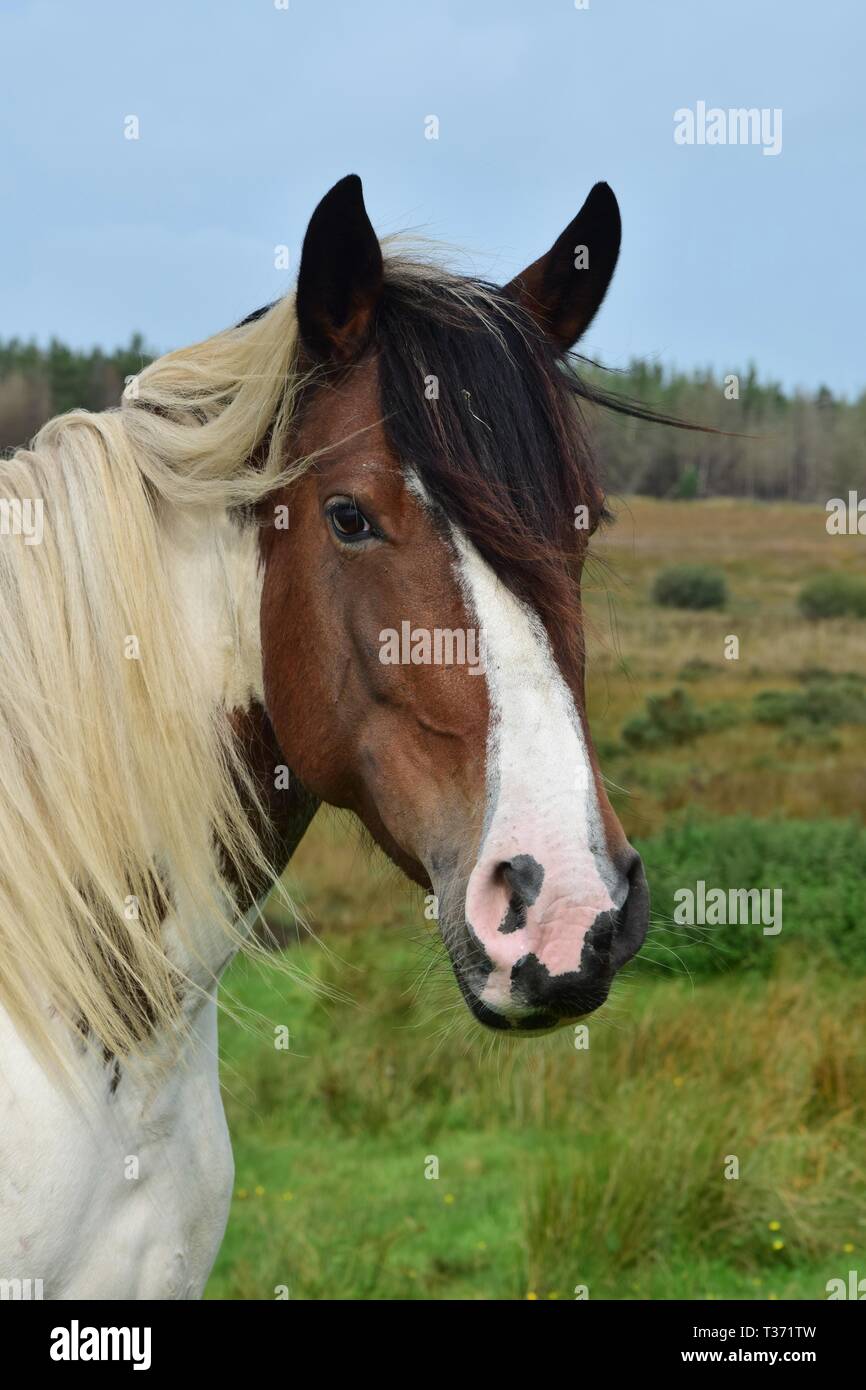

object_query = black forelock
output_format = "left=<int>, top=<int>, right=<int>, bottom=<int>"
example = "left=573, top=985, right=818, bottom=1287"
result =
left=375, top=267, right=603, bottom=640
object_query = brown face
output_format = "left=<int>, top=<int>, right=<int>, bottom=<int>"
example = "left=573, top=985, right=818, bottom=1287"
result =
left=259, top=176, right=649, bottom=1032
left=260, top=358, right=489, bottom=889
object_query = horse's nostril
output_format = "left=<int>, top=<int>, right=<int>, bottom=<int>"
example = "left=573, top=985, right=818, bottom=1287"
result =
left=497, top=854, right=545, bottom=935
left=498, top=853, right=545, bottom=904
left=609, top=851, right=650, bottom=970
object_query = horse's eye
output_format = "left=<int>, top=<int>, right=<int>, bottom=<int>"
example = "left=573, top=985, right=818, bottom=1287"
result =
left=327, top=498, right=373, bottom=543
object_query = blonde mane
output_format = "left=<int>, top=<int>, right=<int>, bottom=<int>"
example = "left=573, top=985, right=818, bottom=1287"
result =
left=0, top=292, right=309, bottom=1069
left=0, top=246, right=526, bottom=1073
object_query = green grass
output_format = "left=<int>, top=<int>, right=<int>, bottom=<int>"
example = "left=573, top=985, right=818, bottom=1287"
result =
left=208, top=903, right=866, bottom=1301
left=633, top=816, right=866, bottom=974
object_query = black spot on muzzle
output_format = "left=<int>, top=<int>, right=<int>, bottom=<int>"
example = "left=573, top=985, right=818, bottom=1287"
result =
left=510, top=952, right=610, bottom=1018
left=498, top=853, right=545, bottom=934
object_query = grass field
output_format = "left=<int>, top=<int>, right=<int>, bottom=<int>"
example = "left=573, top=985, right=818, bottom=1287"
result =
left=584, top=496, right=866, bottom=833
left=208, top=497, right=866, bottom=1301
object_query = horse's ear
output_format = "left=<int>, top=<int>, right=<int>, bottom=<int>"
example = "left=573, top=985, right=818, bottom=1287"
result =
left=296, top=174, right=383, bottom=363
left=504, top=182, right=621, bottom=351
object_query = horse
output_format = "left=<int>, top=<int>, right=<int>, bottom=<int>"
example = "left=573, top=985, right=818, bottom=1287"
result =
left=0, top=174, right=649, bottom=1299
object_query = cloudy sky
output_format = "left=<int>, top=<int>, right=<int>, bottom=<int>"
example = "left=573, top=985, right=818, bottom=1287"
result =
left=1, top=0, right=862, bottom=394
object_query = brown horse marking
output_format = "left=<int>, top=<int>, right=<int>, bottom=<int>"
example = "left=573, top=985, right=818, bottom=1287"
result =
left=227, top=703, right=320, bottom=899
left=255, top=175, right=649, bottom=1032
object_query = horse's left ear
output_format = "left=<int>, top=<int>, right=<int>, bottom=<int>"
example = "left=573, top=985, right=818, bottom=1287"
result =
left=504, top=182, right=621, bottom=351
left=296, top=174, right=383, bottom=363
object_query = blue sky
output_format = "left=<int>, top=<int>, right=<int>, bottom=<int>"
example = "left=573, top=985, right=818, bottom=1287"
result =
left=1, top=0, right=863, bottom=394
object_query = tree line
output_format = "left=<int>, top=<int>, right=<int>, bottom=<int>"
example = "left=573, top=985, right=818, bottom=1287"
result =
left=0, top=335, right=151, bottom=454
left=0, top=334, right=862, bottom=502
left=585, top=359, right=866, bottom=502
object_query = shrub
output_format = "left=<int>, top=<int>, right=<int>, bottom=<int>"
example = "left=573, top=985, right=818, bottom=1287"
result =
left=652, top=565, right=727, bottom=610
left=753, top=676, right=866, bottom=728
left=622, top=689, right=740, bottom=748
left=672, top=465, right=699, bottom=500
left=622, top=688, right=707, bottom=748
left=796, top=666, right=865, bottom=687
left=677, top=657, right=714, bottom=682
left=753, top=690, right=804, bottom=725
left=798, top=572, right=866, bottom=620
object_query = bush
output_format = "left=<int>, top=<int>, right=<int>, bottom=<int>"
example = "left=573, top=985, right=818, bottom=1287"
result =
left=794, top=665, right=863, bottom=685
left=672, top=465, right=700, bottom=500
left=753, top=675, right=866, bottom=728
left=652, top=565, right=727, bottom=610
left=622, top=688, right=707, bottom=748
left=798, top=572, right=866, bottom=620
left=677, top=657, right=714, bottom=682
left=622, top=689, right=740, bottom=748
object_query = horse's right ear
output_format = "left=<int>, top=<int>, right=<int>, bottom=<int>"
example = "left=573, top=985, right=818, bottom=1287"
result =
left=504, top=182, right=621, bottom=351
left=296, top=174, right=383, bottom=364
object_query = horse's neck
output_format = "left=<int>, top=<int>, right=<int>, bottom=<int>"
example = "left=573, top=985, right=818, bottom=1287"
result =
left=161, top=504, right=319, bottom=989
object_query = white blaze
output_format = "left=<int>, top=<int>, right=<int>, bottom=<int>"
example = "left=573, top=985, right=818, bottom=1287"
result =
left=452, top=532, right=623, bottom=1012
